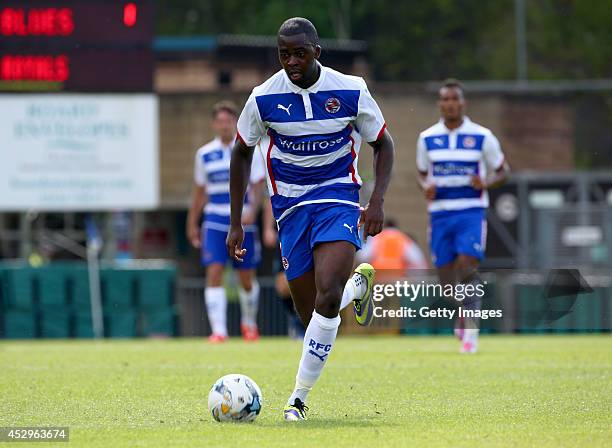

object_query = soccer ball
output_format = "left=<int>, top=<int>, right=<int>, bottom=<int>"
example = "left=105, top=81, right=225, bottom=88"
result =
left=208, top=374, right=262, bottom=422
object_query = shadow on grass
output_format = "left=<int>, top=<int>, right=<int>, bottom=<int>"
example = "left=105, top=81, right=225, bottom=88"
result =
left=256, top=416, right=395, bottom=429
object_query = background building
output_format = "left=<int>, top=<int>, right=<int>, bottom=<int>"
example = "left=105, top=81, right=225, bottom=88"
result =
left=1, top=0, right=611, bottom=337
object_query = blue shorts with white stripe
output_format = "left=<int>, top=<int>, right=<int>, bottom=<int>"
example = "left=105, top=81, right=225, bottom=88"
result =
left=277, top=202, right=362, bottom=281
left=429, top=207, right=487, bottom=268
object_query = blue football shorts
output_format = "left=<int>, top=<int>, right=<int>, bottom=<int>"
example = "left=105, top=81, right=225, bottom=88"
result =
left=277, top=202, right=362, bottom=281
left=429, top=207, right=487, bottom=268
left=201, top=223, right=260, bottom=270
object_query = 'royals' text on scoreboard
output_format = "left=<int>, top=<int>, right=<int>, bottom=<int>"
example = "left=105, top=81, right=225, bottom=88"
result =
left=0, top=1, right=154, bottom=92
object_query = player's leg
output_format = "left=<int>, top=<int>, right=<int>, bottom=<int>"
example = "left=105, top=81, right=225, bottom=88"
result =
left=454, top=209, right=487, bottom=353
left=313, top=241, right=356, bottom=316
left=274, top=206, right=318, bottom=418
left=339, top=262, right=376, bottom=325
left=290, top=263, right=371, bottom=326
left=201, top=225, right=230, bottom=342
left=277, top=271, right=305, bottom=339
left=309, top=203, right=370, bottom=321
left=288, top=270, right=317, bottom=326
left=454, top=254, right=481, bottom=352
left=284, top=204, right=367, bottom=421
left=205, top=263, right=228, bottom=342
left=437, top=262, right=464, bottom=340
left=310, top=203, right=374, bottom=323
left=430, top=213, right=463, bottom=340
left=236, top=269, right=259, bottom=340
left=437, top=263, right=457, bottom=286
left=284, top=241, right=355, bottom=421
left=234, top=228, right=261, bottom=341
left=430, top=213, right=458, bottom=278
left=277, top=205, right=316, bottom=327
left=282, top=269, right=316, bottom=420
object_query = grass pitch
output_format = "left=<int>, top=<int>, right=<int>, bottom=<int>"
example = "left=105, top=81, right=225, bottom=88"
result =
left=1, top=335, right=610, bottom=447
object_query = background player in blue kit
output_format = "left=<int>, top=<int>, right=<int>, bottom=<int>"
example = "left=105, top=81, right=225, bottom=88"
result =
left=417, top=79, right=509, bottom=353
left=187, top=101, right=265, bottom=343
left=226, top=18, right=395, bottom=421
left=262, top=197, right=306, bottom=340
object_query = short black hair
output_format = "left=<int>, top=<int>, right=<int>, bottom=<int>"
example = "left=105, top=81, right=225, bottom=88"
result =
left=211, top=100, right=238, bottom=119
left=278, top=17, right=319, bottom=46
left=440, top=78, right=465, bottom=95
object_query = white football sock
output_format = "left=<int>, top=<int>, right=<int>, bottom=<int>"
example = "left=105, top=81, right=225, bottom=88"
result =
left=288, top=311, right=341, bottom=405
left=238, top=280, right=260, bottom=327
left=463, top=328, right=479, bottom=348
left=339, top=273, right=366, bottom=311
left=205, top=286, right=227, bottom=337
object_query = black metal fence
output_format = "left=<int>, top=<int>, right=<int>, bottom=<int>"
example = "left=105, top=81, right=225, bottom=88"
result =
left=176, top=276, right=289, bottom=337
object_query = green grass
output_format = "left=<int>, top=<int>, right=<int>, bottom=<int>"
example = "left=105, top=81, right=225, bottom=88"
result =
left=1, top=335, right=611, bottom=447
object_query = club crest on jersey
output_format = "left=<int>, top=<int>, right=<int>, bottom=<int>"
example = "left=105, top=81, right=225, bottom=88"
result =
left=463, top=136, right=476, bottom=148
left=282, top=257, right=289, bottom=270
left=325, top=97, right=341, bottom=113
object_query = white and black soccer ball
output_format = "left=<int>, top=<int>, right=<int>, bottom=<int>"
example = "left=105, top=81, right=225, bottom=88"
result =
left=208, top=374, right=263, bottom=422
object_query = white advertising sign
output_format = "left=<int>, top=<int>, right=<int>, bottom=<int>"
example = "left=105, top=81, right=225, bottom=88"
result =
left=0, top=94, right=158, bottom=210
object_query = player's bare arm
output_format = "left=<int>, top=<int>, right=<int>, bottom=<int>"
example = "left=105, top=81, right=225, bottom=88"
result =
left=417, top=171, right=436, bottom=200
left=226, top=139, right=254, bottom=262
left=360, top=129, right=395, bottom=240
left=471, top=161, right=510, bottom=190
left=242, top=179, right=264, bottom=226
left=262, top=199, right=278, bottom=249
left=186, top=183, right=208, bottom=248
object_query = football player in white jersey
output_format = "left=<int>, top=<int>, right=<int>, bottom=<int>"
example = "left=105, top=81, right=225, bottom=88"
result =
left=187, top=101, right=265, bottom=343
left=416, top=79, right=509, bottom=353
left=227, top=18, right=395, bottom=421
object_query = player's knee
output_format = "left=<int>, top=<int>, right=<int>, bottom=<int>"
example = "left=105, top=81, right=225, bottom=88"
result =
left=206, top=265, right=224, bottom=287
left=455, top=256, right=478, bottom=278
left=437, top=266, right=456, bottom=286
left=315, top=301, right=340, bottom=319
left=315, top=284, right=342, bottom=318
left=239, top=275, right=253, bottom=291
left=207, top=277, right=222, bottom=287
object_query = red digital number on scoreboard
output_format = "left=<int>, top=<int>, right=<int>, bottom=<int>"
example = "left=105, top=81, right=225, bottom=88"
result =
left=0, top=8, right=74, bottom=37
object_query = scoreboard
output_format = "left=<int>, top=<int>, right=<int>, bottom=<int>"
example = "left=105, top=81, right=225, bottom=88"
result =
left=0, top=1, right=154, bottom=92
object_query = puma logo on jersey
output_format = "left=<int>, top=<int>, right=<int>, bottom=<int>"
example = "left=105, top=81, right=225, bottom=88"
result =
left=343, top=223, right=354, bottom=233
left=277, top=103, right=292, bottom=115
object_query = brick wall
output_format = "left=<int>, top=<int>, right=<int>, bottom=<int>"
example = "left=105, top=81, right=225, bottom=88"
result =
left=159, top=92, right=249, bottom=208
left=159, top=91, right=574, bottom=258
left=501, top=96, right=574, bottom=171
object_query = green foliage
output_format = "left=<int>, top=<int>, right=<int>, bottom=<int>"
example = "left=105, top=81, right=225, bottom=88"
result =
left=349, top=0, right=514, bottom=80
left=156, top=0, right=340, bottom=37
left=156, top=0, right=612, bottom=81
left=528, top=0, right=612, bottom=79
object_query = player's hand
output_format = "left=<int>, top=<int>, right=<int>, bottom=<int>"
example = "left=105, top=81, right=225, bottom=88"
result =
left=263, top=226, right=277, bottom=248
left=187, top=223, right=201, bottom=248
left=358, top=200, right=384, bottom=241
left=471, top=175, right=486, bottom=190
left=226, top=224, right=246, bottom=262
left=424, top=184, right=436, bottom=200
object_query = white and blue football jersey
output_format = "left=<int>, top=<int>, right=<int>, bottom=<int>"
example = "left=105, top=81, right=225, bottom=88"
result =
left=194, top=137, right=265, bottom=230
left=237, top=62, right=386, bottom=222
left=416, top=117, right=505, bottom=214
